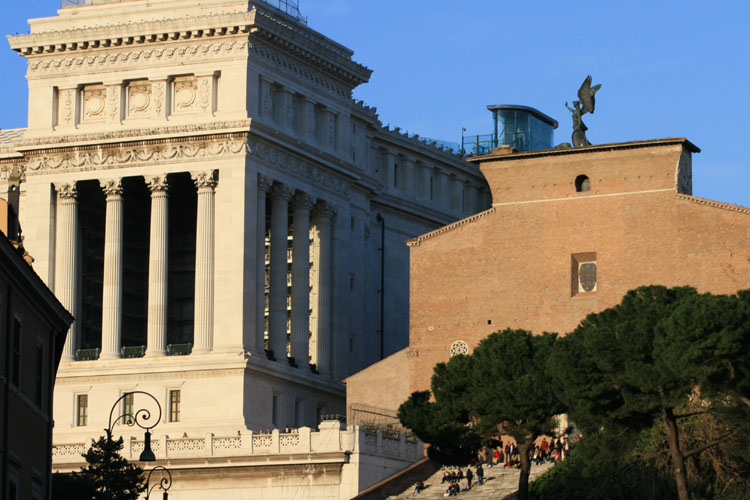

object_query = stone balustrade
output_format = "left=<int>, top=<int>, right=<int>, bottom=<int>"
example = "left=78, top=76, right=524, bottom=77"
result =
left=52, top=421, right=423, bottom=465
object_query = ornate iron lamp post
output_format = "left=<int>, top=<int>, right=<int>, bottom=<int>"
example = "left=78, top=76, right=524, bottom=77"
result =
left=107, top=390, right=161, bottom=462
left=144, top=465, right=173, bottom=499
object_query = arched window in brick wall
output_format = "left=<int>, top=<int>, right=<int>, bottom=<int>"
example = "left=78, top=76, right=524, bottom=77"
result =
left=575, top=175, right=591, bottom=192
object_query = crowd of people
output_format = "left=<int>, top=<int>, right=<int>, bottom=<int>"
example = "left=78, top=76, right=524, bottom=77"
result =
left=410, top=436, right=579, bottom=496
left=434, top=464, right=483, bottom=496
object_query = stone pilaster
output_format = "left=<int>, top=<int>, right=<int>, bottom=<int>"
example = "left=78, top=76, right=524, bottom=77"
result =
left=145, top=175, right=169, bottom=357
left=313, top=202, right=335, bottom=375
left=105, top=83, right=122, bottom=125
left=280, top=88, right=294, bottom=132
left=269, top=183, right=292, bottom=360
left=54, top=183, right=79, bottom=361
left=256, top=174, right=273, bottom=353
left=290, top=192, right=313, bottom=366
left=191, top=170, right=218, bottom=354
left=100, top=178, right=124, bottom=360
left=303, top=99, right=316, bottom=144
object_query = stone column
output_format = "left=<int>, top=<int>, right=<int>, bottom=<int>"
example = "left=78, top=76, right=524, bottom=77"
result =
left=55, top=183, right=79, bottom=362
left=191, top=171, right=218, bottom=354
left=314, top=203, right=335, bottom=375
left=269, top=183, right=292, bottom=360
left=100, top=179, right=124, bottom=360
left=290, top=192, right=313, bottom=366
left=145, top=175, right=169, bottom=357
left=256, top=174, right=273, bottom=353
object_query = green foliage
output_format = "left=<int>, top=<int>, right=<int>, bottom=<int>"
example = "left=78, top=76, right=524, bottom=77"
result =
left=398, top=329, right=562, bottom=465
left=529, top=430, right=677, bottom=500
left=75, top=435, right=146, bottom=500
left=545, top=286, right=750, bottom=499
left=52, top=472, right=96, bottom=500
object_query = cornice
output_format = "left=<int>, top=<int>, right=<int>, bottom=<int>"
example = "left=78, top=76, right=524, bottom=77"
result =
left=674, top=194, right=750, bottom=215
left=9, top=4, right=370, bottom=89
left=250, top=9, right=371, bottom=89
left=251, top=42, right=348, bottom=98
left=406, top=207, right=496, bottom=247
left=8, top=11, right=255, bottom=55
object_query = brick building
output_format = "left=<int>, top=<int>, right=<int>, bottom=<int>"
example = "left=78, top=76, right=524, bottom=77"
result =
left=347, top=138, right=750, bottom=416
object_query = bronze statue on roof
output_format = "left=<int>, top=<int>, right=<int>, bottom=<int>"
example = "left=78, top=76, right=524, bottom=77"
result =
left=564, top=75, right=602, bottom=147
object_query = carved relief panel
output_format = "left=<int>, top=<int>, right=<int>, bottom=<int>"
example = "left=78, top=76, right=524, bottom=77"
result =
left=81, top=85, right=107, bottom=123
left=172, top=76, right=199, bottom=115
left=57, top=88, right=76, bottom=128
left=126, top=81, right=152, bottom=119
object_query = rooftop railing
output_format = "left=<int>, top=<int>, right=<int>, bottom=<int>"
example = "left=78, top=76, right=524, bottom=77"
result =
left=60, top=0, right=308, bottom=25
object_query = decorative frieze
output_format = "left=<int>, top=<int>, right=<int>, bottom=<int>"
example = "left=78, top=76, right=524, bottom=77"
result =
left=27, top=40, right=249, bottom=76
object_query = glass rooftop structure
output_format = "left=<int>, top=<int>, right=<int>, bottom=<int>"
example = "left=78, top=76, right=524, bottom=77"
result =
left=463, top=105, right=558, bottom=155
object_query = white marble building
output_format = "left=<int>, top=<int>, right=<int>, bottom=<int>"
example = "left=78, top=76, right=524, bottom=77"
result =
left=1, top=0, right=486, bottom=496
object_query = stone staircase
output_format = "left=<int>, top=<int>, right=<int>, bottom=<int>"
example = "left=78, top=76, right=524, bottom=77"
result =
left=387, top=461, right=555, bottom=500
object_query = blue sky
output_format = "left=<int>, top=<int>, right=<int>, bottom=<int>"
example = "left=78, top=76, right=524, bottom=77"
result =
left=2, top=0, right=748, bottom=206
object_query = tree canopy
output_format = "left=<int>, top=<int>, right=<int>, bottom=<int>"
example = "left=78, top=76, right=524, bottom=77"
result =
left=548, top=286, right=750, bottom=500
left=399, top=329, right=562, bottom=500
left=53, top=435, right=146, bottom=500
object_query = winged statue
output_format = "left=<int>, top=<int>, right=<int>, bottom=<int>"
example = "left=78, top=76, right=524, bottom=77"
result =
left=563, top=75, right=602, bottom=147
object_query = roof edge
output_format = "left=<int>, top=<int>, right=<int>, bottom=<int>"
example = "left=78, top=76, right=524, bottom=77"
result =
left=407, top=207, right=496, bottom=247
left=467, top=137, right=700, bottom=163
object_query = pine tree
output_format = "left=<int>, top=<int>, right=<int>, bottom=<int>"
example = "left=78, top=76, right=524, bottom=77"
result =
left=548, top=286, right=750, bottom=500
left=75, top=435, right=146, bottom=500
left=399, top=329, right=563, bottom=500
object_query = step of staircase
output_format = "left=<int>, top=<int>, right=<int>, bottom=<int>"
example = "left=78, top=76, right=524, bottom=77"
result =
left=387, top=461, right=555, bottom=500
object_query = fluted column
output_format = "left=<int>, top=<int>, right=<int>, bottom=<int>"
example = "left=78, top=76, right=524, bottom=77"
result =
left=100, top=178, right=124, bottom=360
left=191, top=170, right=217, bottom=354
left=269, top=183, right=292, bottom=360
left=145, top=175, right=169, bottom=357
left=55, top=183, right=79, bottom=362
left=256, top=174, right=273, bottom=353
left=314, top=203, right=335, bottom=375
left=291, top=192, right=313, bottom=366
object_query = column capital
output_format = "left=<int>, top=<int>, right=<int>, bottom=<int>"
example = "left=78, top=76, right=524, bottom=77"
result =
left=313, top=202, right=336, bottom=220
left=292, top=191, right=314, bottom=211
left=258, top=174, right=274, bottom=193
left=55, top=182, right=78, bottom=200
left=100, top=178, right=123, bottom=197
left=191, top=170, right=218, bottom=190
left=271, top=183, right=293, bottom=202
left=147, top=175, right=169, bottom=193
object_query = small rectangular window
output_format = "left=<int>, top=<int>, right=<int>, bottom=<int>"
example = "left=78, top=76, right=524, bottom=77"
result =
left=12, top=319, right=21, bottom=386
left=294, top=399, right=302, bottom=427
left=169, top=390, right=181, bottom=423
left=35, top=344, right=44, bottom=407
left=123, top=393, right=134, bottom=424
left=77, top=394, right=88, bottom=426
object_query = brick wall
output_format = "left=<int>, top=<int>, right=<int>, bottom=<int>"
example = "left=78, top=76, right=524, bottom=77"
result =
left=406, top=139, right=750, bottom=394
